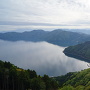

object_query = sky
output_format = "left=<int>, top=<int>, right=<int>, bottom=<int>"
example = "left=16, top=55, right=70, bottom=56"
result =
left=0, top=0, right=90, bottom=32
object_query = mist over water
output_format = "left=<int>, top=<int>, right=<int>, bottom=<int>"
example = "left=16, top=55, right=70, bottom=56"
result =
left=0, top=40, right=89, bottom=76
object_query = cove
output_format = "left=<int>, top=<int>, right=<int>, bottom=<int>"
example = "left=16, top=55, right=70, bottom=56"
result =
left=0, top=40, right=89, bottom=76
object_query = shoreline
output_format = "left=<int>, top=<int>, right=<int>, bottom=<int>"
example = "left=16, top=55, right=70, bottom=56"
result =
left=63, top=51, right=90, bottom=63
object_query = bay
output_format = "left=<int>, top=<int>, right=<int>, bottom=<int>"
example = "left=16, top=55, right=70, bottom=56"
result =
left=0, top=40, right=89, bottom=76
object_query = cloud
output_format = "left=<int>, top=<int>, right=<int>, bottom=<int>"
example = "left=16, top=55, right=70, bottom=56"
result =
left=0, top=0, right=90, bottom=31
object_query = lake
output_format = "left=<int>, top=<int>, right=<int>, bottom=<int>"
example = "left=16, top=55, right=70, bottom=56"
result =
left=0, top=40, right=89, bottom=76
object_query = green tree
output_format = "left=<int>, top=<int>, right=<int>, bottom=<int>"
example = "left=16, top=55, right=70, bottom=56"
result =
left=60, top=85, right=74, bottom=90
left=75, top=85, right=84, bottom=90
left=31, top=77, right=46, bottom=90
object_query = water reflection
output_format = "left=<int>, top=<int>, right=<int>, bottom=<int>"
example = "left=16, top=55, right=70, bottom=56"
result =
left=0, top=40, right=89, bottom=76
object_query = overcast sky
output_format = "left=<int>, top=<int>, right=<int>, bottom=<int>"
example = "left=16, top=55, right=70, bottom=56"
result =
left=0, top=0, right=90, bottom=31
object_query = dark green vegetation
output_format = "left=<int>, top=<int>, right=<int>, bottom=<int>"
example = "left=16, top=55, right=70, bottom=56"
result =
left=0, top=29, right=90, bottom=46
left=64, top=41, right=90, bottom=62
left=0, top=60, right=59, bottom=90
left=1, top=60, right=90, bottom=90
left=54, top=68, right=90, bottom=90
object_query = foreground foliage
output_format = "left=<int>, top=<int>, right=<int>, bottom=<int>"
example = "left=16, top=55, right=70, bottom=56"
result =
left=1, top=60, right=90, bottom=90
left=0, top=60, right=59, bottom=90
left=54, top=68, right=90, bottom=90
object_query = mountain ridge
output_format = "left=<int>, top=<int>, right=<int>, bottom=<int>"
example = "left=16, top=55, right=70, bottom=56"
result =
left=0, top=29, right=90, bottom=46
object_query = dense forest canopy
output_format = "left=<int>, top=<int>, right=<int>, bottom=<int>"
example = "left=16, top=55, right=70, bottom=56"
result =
left=0, top=60, right=59, bottom=90
left=64, top=41, right=90, bottom=62
left=0, top=60, right=90, bottom=90
left=54, top=68, right=90, bottom=90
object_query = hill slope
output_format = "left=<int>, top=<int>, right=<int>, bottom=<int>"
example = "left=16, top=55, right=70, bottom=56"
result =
left=0, top=60, right=59, bottom=90
left=54, top=68, right=90, bottom=90
left=64, top=41, right=90, bottom=62
left=0, top=29, right=90, bottom=46
left=0, top=60, right=90, bottom=90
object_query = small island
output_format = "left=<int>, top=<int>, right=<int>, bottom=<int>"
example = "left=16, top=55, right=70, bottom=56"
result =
left=63, top=41, right=90, bottom=63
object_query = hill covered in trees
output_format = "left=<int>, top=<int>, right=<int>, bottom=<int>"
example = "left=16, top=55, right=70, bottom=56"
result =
left=64, top=41, right=90, bottom=62
left=1, top=60, right=90, bottom=90
left=0, top=60, right=59, bottom=90
left=0, top=29, right=90, bottom=46
left=54, top=68, right=90, bottom=90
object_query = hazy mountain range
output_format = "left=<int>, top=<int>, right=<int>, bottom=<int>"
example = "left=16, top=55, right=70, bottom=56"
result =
left=66, top=29, right=90, bottom=35
left=0, top=29, right=90, bottom=46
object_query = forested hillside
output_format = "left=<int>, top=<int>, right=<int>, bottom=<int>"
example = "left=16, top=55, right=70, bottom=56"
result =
left=0, top=60, right=59, bottom=90
left=54, top=68, right=90, bottom=90
left=64, top=41, right=90, bottom=62
left=0, top=29, right=90, bottom=46
left=0, top=60, right=90, bottom=90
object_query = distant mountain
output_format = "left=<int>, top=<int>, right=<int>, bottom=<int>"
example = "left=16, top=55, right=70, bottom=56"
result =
left=0, top=29, right=90, bottom=46
left=54, top=68, right=90, bottom=89
left=44, top=30, right=90, bottom=46
left=0, top=30, right=48, bottom=41
left=63, top=29, right=90, bottom=35
left=70, top=29, right=90, bottom=35
left=64, top=41, right=90, bottom=62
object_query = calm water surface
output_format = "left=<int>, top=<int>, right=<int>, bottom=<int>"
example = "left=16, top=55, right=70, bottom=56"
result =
left=0, top=40, right=89, bottom=76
